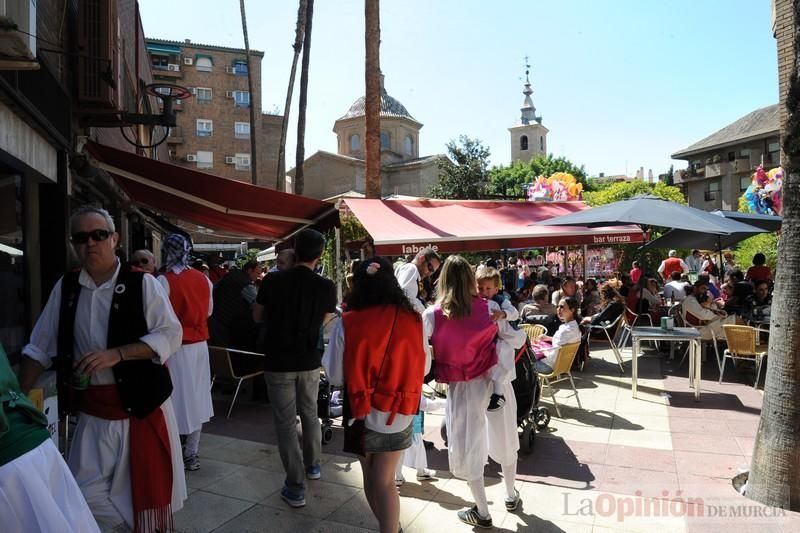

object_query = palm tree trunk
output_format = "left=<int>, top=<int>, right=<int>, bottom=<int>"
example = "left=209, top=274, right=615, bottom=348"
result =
left=746, top=0, right=800, bottom=510
left=239, top=0, right=258, bottom=185
left=364, top=0, right=381, bottom=199
left=294, top=0, right=314, bottom=196
left=277, top=0, right=308, bottom=191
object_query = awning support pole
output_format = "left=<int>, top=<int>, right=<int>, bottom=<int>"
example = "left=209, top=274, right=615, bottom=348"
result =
left=335, top=226, right=343, bottom=303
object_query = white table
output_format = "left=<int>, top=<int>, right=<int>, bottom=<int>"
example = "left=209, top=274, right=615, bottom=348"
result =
left=631, top=327, right=702, bottom=401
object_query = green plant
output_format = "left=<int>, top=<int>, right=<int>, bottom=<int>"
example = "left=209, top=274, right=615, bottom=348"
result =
left=736, top=232, right=778, bottom=271
left=236, top=248, right=262, bottom=268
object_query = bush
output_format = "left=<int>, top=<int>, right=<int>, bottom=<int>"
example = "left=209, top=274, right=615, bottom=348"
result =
left=735, top=232, right=778, bottom=271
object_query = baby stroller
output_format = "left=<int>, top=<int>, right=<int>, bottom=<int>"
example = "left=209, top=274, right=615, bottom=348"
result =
left=318, top=374, right=342, bottom=445
left=438, top=339, right=551, bottom=453
left=515, top=340, right=551, bottom=453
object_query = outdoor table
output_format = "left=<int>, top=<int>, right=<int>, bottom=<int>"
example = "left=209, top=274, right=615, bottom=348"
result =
left=631, top=326, right=702, bottom=401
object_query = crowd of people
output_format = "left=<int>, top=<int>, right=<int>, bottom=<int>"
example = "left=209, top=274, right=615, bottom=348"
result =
left=0, top=204, right=776, bottom=532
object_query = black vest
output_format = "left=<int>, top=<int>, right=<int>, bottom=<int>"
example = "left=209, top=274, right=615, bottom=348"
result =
left=56, top=270, right=173, bottom=418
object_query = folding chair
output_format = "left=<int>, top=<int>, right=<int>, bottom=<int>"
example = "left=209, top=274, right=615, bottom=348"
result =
left=720, top=325, right=768, bottom=388
left=520, top=323, right=547, bottom=343
left=586, top=313, right=625, bottom=373
left=209, top=346, right=265, bottom=418
left=679, top=307, right=723, bottom=372
left=538, top=342, right=582, bottom=417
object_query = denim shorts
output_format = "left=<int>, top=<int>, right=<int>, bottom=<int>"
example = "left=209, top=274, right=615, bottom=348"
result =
left=363, top=423, right=413, bottom=453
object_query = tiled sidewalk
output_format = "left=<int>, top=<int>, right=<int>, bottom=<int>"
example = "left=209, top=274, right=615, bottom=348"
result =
left=179, top=346, right=800, bottom=532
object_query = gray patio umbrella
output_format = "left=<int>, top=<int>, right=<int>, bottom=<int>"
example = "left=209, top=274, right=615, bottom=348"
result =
left=641, top=211, right=780, bottom=251
left=536, top=195, right=765, bottom=236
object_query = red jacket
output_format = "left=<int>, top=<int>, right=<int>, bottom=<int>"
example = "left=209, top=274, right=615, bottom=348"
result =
left=165, top=269, right=211, bottom=344
left=343, top=305, right=425, bottom=425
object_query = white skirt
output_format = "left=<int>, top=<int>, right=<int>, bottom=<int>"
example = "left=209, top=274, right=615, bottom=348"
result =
left=487, top=381, right=519, bottom=466
left=168, top=341, right=214, bottom=435
left=445, top=375, right=491, bottom=481
left=0, top=439, right=100, bottom=533
left=68, top=399, right=187, bottom=530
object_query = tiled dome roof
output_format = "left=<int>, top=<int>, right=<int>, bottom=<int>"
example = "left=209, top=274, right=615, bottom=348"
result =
left=340, top=90, right=415, bottom=121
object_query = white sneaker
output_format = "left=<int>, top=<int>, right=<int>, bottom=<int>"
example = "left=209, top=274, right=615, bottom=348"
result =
left=416, top=468, right=436, bottom=481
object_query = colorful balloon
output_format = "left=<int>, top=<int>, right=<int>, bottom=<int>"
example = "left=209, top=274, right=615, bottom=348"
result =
left=527, top=172, right=583, bottom=202
left=744, top=165, right=783, bottom=216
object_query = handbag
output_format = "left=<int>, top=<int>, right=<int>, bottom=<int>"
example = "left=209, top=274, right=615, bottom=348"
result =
left=342, top=308, right=399, bottom=456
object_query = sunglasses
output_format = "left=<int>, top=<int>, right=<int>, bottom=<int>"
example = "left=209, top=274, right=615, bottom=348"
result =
left=132, top=258, right=150, bottom=266
left=71, top=229, right=111, bottom=244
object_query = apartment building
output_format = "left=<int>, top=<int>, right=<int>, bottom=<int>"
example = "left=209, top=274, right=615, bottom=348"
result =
left=671, top=104, right=780, bottom=211
left=145, top=38, right=282, bottom=187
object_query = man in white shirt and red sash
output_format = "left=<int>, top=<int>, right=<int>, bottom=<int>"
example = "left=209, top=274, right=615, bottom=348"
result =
left=18, top=206, right=186, bottom=532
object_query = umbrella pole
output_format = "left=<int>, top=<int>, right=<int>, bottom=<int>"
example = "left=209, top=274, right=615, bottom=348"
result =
left=717, top=236, right=723, bottom=284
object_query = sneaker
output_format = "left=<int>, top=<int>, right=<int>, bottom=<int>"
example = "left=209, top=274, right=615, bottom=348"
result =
left=505, top=488, right=521, bottom=511
left=306, top=464, right=321, bottom=480
left=457, top=506, right=492, bottom=529
left=280, top=486, right=306, bottom=508
left=183, top=454, right=200, bottom=471
left=395, top=476, right=405, bottom=487
left=416, top=468, right=436, bottom=481
left=487, top=393, right=506, bottom=412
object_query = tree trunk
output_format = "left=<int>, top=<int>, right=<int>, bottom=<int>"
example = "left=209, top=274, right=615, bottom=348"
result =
left=294, top=0, right=314, bottom=196
left=364, top=0, right=381, bottom=199
left=746, top=0, right=800, bottom=510
left=239, top=0, right=258, bottom=185
left=277, top=0, right=307, bottom=191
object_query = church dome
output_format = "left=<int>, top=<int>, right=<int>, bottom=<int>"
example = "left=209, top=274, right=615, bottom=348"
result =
left=339, top=83, right=416, bottom=121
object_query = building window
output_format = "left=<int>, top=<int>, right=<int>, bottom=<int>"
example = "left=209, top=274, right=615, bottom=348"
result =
left=235, top=153, right=251, bottom=170
left=234, top=60, right=248, bottom=75
left=195, top=56, right=213, bottom=72
left=150, top=53, right=169, bottom=69
left=728, top=151, right=736, bottom=162
left=739, top=148, right=751, bottom=158
left=380, top=131, right=390, bottom=150
left=195, top=87, right=212, bottom=103
left=705, top=180, right=720, bottom=201
left=196, top=150, right=213, bottom=169
left=740, top=175, right=752, bottom=192
left=520, top=135, right=528, bottom=151
left=350, top=134, right=361, bottom=153
left=196, top=119, right=213, bottom=137
left=767, top=141, right=780, bottom=164
left=234, top=122, right=250, bottom=139
left=403, top=135, right=413, bottom=155
left=233, top=90, right=250, bottom=108
left=540, top=136, right=544, bottom=150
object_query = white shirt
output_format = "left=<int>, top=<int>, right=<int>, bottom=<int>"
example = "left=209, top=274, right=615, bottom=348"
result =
left=663, top=280, right=688, bottom=302
left=641, top=287, right=662, bottom=307
left=543, top=320, right=582, bottom=367
left=395, top=262, right=425, bottom=314
left=657, top=258, right=689, bottom=275
left=23, top=262, right=183, bottom=384
left=322, top=314, right=431, bottom=433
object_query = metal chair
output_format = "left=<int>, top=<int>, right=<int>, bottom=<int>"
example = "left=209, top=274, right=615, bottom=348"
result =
left=520, top=323, right=547, bottom=343
left=620, top=305, right=657, bottom=351
left=209, top=346, right=265, bottom=418
left=720, top=325, right=767, bottom=388
left=679, top=306, right=723, bottom=372
left=586, top=313, right=625, bottom=373
left=537, top=342, right=583, bottom=417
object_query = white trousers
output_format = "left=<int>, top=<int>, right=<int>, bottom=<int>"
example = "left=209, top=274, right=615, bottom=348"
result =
left=486, top=381, right=519, bottom=466
left=445, top=376, right=491, bottom=481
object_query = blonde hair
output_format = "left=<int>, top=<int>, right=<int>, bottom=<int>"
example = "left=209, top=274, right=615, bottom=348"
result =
left=475, top=266, right=501, bottom=287
left=437, top=255, right=477, bottom=320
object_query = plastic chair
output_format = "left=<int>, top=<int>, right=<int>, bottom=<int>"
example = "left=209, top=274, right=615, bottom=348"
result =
left=520, top=323, right=547, bottom=343
left=586, top=313, right=625, bottom=373
left=209, top=346, right=265, bottom=418
left=537, top=342, right=582, bottom=417
left=720, top=325, right=767, bottom=388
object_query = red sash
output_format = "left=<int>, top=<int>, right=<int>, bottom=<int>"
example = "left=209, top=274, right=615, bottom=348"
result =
left=81, top=385, right=174, bottom=533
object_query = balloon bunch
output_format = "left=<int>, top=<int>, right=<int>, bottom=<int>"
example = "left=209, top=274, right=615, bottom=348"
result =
left=743, top=165, right=783, bottom=215
left=527, top=172, right=584, bottom=202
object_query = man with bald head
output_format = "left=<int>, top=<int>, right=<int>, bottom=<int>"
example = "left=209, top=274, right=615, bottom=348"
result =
left=130, top=249, right=156, bottom=274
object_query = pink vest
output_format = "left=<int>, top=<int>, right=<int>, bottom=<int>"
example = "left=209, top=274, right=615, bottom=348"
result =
left=431, top=297, right=498, bottom=383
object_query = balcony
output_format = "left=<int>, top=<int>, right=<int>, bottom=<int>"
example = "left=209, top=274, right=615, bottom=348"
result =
left=166, top=126, right=183, bottom=144
left=734, top=157, right=752, bottom=173
left=152, top=65, right=183, bottom=80
left=704, top=161, right=732, bottom=178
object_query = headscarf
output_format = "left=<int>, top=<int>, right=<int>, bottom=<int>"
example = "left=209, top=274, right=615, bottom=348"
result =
left=162, top=234, right=191, bottom=273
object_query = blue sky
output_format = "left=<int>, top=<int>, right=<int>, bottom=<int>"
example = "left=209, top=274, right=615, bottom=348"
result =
left=139, top=0, right=778, bottom=177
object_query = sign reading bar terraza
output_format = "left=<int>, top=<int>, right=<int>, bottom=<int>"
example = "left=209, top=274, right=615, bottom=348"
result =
left=592, top=234, right=632, bottom=244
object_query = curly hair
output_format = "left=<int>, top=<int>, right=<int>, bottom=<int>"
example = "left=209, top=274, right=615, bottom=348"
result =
left=345, top=256, right=418, bottom=316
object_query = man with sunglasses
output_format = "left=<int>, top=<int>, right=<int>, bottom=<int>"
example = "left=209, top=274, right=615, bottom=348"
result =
left=130, top=249, right=156, bottom=274
left=17, top=206, right=186, bottom=531
left=395, top=247, right=441, bottom=314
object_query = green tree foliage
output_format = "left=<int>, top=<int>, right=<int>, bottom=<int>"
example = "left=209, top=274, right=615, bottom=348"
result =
left=236, top=248, right=262, bottom=268
left=428, top=136, right=491, bottom=199
left=583, top=179, right=686, bottom=206
left=487, top=154, right=589, bottom=198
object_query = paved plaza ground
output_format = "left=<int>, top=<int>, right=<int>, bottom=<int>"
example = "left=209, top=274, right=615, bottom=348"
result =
left=174, top=344, right=800, bottom=532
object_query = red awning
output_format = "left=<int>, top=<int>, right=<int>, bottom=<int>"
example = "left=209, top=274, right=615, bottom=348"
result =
left=86, top=141, right=337, bottom=241
left=343, top=199, right=643, bottom=255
